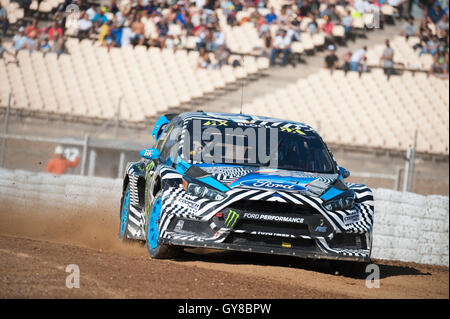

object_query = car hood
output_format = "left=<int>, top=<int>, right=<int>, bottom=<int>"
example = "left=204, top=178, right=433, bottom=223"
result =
left=194, top=164, right=339, bottom=197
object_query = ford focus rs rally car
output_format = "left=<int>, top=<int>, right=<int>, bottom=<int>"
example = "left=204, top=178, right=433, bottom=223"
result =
left=119, top=112, right=374, bottom=269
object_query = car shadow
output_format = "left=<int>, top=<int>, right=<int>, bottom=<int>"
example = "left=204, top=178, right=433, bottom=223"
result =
left=171, top=248, right=431, bottom=280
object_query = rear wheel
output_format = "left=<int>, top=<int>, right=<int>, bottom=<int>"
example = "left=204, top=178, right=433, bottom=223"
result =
left=145, top=191, right=180, bottom=259
left=119, top=185, right=131, bottom=241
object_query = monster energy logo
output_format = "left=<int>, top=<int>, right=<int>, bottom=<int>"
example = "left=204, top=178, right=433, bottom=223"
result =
left=224, top=210, right=240, bottom=228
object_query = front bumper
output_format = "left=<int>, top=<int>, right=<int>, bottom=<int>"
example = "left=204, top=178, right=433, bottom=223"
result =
left=160, top=192, right=373, bottom=262
left=160, top=235, right=371, bottom=262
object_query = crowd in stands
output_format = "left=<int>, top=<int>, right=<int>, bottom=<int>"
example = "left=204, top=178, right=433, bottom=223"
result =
left=1, top=0, right=448, bottom=73
left=322, top=0, right=448, bottom=76
left=5, top=17, right=67, bottom=58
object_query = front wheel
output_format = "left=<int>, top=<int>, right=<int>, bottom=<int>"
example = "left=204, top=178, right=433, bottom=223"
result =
left=145, top=191, right=180, bottom=259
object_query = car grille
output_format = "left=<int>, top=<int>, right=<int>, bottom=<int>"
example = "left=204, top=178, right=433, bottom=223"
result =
left=225, top=200, right=320, bottom=238
left=229, top=200, right=320, bottom=216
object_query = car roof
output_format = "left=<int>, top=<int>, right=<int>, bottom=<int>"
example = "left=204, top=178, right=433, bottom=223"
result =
left=177, top=112, right=316, bottom=131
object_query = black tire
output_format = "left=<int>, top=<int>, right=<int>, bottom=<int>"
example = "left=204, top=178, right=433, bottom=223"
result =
left=119, top=184, right=131, bottom=241
left=145, top=191, right=181, bottom=259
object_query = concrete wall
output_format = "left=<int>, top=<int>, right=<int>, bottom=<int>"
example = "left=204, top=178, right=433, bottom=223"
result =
left=372, top=189, right=449, bottom=266
left=0, top=169, right=448, bottom=266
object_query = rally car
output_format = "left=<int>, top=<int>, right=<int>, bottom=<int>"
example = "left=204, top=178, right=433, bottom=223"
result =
left=119, top=112, right=374, bottom=271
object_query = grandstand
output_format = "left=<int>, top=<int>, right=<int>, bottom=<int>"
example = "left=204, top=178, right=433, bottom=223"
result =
left=0, top=0, right=448, bottom=194
left=1, top=38, right=269, bottom=122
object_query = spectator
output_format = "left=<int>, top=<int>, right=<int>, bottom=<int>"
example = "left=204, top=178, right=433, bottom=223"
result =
left=40, top=37, right=52, bottom=55
left=427, top=1, right=445, bottom=24
left=164, top=31, right=175, bottom=50
left=379, top=39, right=395, bottom=77
left=270, top=29, right=292, bottom=66
left=418, top=34, right=440, bottom=56
left=103, top=28, right=116, bottom=50
left=47, top=21, right=63, bottom=41
left=98, top=21, right=110, bottom=44
left=25, top=19, right=41, bottom=38
left=349, top=45, right=368, bottom=74
left=321, top=15, right=334, bottom=46
left=265, top=7, right=277, bottom=24
left=26, top=31, right=39, bottom=53
left=324, top=44, right=338, bottom=72
left=77, top=12, right=93, bottom=37
left=0, top=3, right=8, bottom=38
left=46, top=146, right=80, bottom=175
left=436, top=13, right=449, bottom=34
left=388, top=0, right=407, bottom=19
left=341, top=9, right=354, bottom=40
left=306, top=12, right=318, bottom=35
left=12, top=27, right=28, bottom=56
left=212, top=27, right=225, bottom=50
left=86, top=4, right=97, bottom=21
left=429, top=46, right=449, bottom=76
left=213, top=44, right=229, bottom=68
left=340, top=50, right=353, bottom=75
left=131, top=12, right=146, bottom=45
left=402, top=16, right=418, bottom=40
left=354, top=0, right=370, bottom=15
left=197, top=46, right=211, bottom=68
left=93, top=7, right=108, bottom=26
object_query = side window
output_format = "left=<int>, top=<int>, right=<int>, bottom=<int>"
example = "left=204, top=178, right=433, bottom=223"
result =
left=159, top=119, right=183, bottom=165
left=154, top=119, right=176, bottom=151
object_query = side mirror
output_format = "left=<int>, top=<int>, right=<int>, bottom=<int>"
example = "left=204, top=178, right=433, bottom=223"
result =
left=339, top=166, right=350, bottom=179
left=140, top=148, right=160, bottom=160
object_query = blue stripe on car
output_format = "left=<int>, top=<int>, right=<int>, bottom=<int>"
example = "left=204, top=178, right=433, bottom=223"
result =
left=148, top=197, right=162, bottom=249
left=120, top=190, right=130, bottom=236
left=320, top=187, right=345, bottom=201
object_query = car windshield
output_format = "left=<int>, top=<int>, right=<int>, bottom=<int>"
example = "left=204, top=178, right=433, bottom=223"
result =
left=183, top=118, right=336, bottom=173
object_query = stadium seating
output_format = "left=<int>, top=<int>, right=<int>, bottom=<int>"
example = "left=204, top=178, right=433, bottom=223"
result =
left=1, top=0, right=25, bottom=25
left=233, top=68, right=449, bottom=155
left=0, top=39, right=270, bottom=122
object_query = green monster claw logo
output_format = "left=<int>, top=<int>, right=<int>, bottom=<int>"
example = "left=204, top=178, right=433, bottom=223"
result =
left=224, top=209, right=240, bottom=228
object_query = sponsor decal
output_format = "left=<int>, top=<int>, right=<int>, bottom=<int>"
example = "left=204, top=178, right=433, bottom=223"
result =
left=174, top=220, right=184, bottom=231
left=253, top=231, right=291, bottom=238
left=203, top=120, right=228, bottom=126
left=279, top=127, right=306, bottom=135
left=224, top=209, right=240, bottom=228
left=239, top=179, right=306, bottom=192
left=178, top=198, right=200, bottom=211
left=343, top=212, right=360, bottom=225
left=243, top=212, right=304, bottom=224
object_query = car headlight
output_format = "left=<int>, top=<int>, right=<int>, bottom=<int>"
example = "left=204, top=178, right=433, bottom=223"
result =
left=182, top=179, right=227, bottom=201
left=323, top=190, right=356, bottom=211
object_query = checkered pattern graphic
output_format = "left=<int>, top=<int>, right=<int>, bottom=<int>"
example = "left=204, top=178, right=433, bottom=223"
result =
left=154, top=166, right=374, bottom=247
left=316, top=238, right=371, bottom=258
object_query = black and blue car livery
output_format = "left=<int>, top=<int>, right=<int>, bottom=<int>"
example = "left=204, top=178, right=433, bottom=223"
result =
left=119, top=112, right=374, bottom=264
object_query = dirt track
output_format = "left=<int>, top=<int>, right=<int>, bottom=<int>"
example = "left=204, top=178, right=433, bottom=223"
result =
left=0, top=206, right=448, bottom=299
